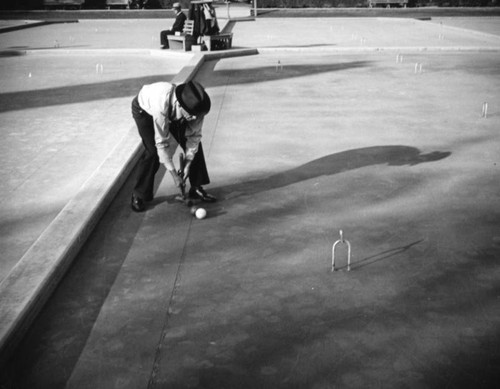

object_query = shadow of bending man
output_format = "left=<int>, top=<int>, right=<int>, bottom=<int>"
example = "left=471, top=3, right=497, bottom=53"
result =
left=216, top=145, right=451, bottom=200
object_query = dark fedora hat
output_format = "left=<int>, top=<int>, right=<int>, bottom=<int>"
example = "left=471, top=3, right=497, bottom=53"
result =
left=175, top=81, right=211, bottom=116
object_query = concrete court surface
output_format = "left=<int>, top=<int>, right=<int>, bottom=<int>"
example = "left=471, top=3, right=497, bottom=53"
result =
left=0, top=19, right=193, bottom=282
left=1, top=14, right=500, bottom=389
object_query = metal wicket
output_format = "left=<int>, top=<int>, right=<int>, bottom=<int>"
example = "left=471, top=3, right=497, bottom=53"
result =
left=482, top=102, right=488, bottom=118
left=332, top=230, right=351, bottom=272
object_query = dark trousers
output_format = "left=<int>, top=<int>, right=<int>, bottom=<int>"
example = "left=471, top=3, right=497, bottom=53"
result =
left=131, top=96, right=210, bottom=201
left=160, top=30, right=175, bottom=48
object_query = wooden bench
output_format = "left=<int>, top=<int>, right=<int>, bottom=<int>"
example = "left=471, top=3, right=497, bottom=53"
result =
left=167, top=20, right=197, bottom=51
left=368, top=0, right=407, bottom=7
left=167, top=20, right=233, bottom=52
left=201, top=32, right=233, bottom=51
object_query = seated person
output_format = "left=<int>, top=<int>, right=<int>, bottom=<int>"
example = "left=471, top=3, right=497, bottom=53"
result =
left=160, top=2, right=187, bottom=49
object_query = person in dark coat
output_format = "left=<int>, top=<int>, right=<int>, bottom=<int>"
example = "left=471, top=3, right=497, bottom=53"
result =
left=160, top=2, right=187, bottom=49
left=130, top=80, right=216, bottom=212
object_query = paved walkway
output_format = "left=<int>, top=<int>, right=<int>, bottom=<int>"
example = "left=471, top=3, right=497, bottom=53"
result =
left=0, top=2, right=253, bottom=286
left=0, top=21, right=190, bottom=281
left=1, top=8, right=500, bottom=389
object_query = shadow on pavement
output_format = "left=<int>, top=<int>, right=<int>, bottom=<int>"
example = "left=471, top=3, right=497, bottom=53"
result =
left=157, top=219, right=500, bottom=389
left=0, top=61, right=372, bottom=113
left=0, top=74, right=172, bottom=113
left=217, top=145, right=451, bottom=201
left=347, top=239, right=425, bottom=271
left=0, top=164, right=151, bottom=389
left=202, top=61, right=372, bottom=88
left=6, top=44, right=90, bottom=51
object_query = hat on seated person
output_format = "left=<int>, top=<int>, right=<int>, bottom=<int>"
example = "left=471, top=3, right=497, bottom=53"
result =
left=175, top=81, right=211, bottom=117
left=172, top=2, right=181, bottom=9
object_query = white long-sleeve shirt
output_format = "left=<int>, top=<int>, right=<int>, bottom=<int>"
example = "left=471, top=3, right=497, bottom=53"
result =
left=137, top=82, right=203, bottom=171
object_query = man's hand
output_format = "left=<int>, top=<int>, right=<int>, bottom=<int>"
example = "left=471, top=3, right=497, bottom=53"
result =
left=182, top=160, right=192, bottom=182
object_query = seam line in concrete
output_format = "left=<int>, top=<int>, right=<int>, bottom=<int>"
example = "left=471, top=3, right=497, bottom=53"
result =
left=0, top=45, right=257, bottom=366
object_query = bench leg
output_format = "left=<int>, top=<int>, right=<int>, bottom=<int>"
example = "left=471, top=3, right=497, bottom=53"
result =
left=205, top=38, right=212, bottom=51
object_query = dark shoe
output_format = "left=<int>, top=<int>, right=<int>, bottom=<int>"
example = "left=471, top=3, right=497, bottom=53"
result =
left=189, top=187, right=217, bottom=203
left=131, top=194, right=146, bottom=212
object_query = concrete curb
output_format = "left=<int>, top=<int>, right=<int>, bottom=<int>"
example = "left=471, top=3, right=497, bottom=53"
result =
left=0, top=127, right=142, bottom=365
left=0, top=20, right=48, bottom=33
left=0, top=44, right=257, bottom=365
left=0, top=19, right=78, bottom=33
left=2, top=45, right=499, bottom=58
left=257, top=46, right=500, bottom=53
left=0, top=48, right=194, bottom=56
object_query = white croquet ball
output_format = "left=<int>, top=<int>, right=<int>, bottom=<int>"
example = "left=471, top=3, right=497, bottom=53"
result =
left=195, top=207, right=207, bottom=219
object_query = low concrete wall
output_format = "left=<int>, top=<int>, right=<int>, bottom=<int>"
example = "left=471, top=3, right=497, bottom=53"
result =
left=0, top=45, right=257, bottom=366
